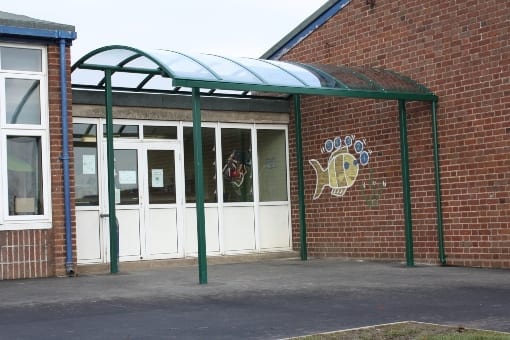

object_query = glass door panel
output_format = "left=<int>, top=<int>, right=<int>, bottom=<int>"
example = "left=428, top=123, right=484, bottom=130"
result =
left=115, top=149, right=139, bottom=205
left=147, top=149, right=175, bottom=204
left=145, top=146, right=179, bottom=257
left=113, top=148, right=141, bottom=259
left=73, top=122, right=102, bottom=263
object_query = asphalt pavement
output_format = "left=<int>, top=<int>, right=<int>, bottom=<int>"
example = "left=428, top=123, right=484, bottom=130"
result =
left=0, top=256, right=509, bottom=339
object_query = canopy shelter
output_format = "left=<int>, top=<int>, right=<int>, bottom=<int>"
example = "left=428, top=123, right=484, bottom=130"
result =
left=72, top=45, right=444, bottom=283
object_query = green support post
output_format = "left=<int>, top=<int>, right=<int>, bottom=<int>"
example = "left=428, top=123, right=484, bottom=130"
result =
left=398, top=100, right=414, bottom=266
left=105, top=69, right=119, bottom=274
left=192, top=87, right=208, bottom=284
left=294, top=95, right=308, bottom=261
left=431, top=100, right=447, bottom=265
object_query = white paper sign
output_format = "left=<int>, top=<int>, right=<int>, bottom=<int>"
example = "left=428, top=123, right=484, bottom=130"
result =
left=115, top=188, right=120, bottom=204
left=151, top=169, right=164, bottom=188
left=82, top=154, right=96, bottom=175
left=119, top=170, right=137, bottom=184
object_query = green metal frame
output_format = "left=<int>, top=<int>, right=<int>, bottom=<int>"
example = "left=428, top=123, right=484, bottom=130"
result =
left=71, top=45, right=447, bottom=283
left=104, top=69, right=119, bottom=273
left=73, top=45, right=438, bottom=102
left=294, top=95, right=307, bottom=260
left=172, top=78, right=438, bottom=102
left=398, top=100, right=414, bottom=266
left=431, top=101, right=447, bottom=265
left=192, top=88, right=208, bottom=284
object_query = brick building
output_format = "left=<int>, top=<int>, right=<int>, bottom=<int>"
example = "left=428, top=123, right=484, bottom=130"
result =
left=1, top=0, right=508, bottom=280
left=264, top=0, right=509, bottom=268
left=0, top=12, right=76, bottom=279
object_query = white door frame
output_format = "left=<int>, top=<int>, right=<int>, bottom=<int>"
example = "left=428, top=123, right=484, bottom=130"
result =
left=141, top=141, right=183, bottom=259
left=100, top=139, right=182, bottom=261
left=102, top=140, right=144, bottom=261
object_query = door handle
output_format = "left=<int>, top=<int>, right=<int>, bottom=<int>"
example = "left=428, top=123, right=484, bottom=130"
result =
left=100, top=213, right=109, bottom=218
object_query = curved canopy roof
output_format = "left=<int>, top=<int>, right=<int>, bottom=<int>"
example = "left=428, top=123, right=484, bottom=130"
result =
left=72, top=45, right=437, bottom=101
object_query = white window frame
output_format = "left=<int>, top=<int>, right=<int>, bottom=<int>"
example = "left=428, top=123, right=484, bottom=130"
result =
left=0, top=43, right=51, bottom=230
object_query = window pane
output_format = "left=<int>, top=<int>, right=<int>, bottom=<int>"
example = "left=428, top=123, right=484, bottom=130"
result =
left=115, top=149, right=139, bottom=205
left=5, top=78, right=41, bottom=124
left=147, top=150, right=176, bottom=204
left=143, top=125, right=177, bottom=139
left=221, top=128, right=253, bottom=203
left=1, top=47, right=42, bottom=72
left=103, top=124, right=139, bottom=138
left=7, top=136, right=43, bottom=215
left=183, top=127, right=217, bottom=203
left=257, top=130, right=288, bottom=201
left=73, top=123, right=99, bottom=206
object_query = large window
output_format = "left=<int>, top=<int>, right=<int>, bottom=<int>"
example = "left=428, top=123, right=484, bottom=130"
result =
left=1, top=44, right=49, bottom=227
left=7, top=136, right=43, bottom=215
left=257, top=129, right=288, bottom=202
left=72, top=122, right=289, bottom=208
left=73, top=123, right=99, bottom=206
left=183, top=126, right=217, bottom=203
left=221, top=128, right=253, bottom=203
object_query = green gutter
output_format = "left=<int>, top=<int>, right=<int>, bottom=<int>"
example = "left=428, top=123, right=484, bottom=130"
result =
left=431, top=101, right=447, bottom=265
left=398, top=100, right=414, bottom=266
left=294, top=95, right=308, bottom=260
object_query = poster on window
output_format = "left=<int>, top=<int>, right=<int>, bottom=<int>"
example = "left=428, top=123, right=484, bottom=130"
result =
left=151, top=169, right=164, bottom=188
left=82, top=154, right=96, bottom=175
left=119, top=170, right=137, bottom=184
left=115, top=188, right=120, bottom=204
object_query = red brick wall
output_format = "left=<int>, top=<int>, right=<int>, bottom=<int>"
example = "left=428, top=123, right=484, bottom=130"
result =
left=0, top=230, right=51, bottom=279
left=284, top=0, right=510, bottom=267
left=0, top=43, right=75, bottom=280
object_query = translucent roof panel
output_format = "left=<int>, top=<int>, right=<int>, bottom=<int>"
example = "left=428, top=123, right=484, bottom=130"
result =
left=147, top=50, right=217, bottom=81
left=72, top=45, right=437, bottom=101
left=263, top=60, right=322, bottom=87
left=111, top=72, right=151, bottom=89
left=142, top=75, right=174, bottom=91
left=235, top=58, right=308, bottom=87
left=352, top=67, right=429, bottom=93
left=179, top=53, right=263, bottom=84
left=85, top=48, right=139, bottom=67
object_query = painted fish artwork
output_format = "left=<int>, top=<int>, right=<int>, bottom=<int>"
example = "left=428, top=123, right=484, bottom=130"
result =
left=309, top=135, right=370, bottom=199
left=223, top=149, right=250, bottom=188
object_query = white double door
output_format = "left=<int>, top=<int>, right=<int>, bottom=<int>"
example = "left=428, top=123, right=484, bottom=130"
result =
left=103, top=141, right=182, bottom=261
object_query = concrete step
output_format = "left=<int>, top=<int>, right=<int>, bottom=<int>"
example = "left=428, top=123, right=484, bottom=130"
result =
left=77, top=250, right=300, bottom=275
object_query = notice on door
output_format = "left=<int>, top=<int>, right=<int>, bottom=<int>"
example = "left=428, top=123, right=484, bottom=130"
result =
left=119, top=170, right=137, bottom=185
left=82, top=154, right=96, bottom=175
left=151, top=169, right=164, bottom=188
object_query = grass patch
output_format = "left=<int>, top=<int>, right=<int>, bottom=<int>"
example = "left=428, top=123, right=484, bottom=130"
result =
left=290, top=321, right=510, bottom=340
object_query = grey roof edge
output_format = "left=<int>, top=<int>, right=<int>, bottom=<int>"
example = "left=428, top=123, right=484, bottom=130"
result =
left=261, top=0, right=350, bottom=60
left=72, top=89, right=291, bottom=114
left=0, top=11, right=75, bottom=32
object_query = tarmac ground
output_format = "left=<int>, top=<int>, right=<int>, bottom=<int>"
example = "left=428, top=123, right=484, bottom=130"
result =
left=0, top=255, right=509, bottom=339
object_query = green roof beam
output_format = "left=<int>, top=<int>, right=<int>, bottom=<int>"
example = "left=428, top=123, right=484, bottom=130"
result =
left=78, top=63, right=164, bottom=76
left=173, top=78, right=438, bottom=102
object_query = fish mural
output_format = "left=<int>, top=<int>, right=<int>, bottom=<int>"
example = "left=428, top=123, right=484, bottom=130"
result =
left=309, top=135, right=370, bottom=199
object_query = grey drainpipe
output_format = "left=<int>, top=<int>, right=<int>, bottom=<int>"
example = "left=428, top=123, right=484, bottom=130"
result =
left=59, top=37, right=74, bottom=276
